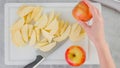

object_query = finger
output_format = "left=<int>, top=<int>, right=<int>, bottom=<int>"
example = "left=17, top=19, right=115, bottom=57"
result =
left=78, top=20, right=90, bottom=30
left=83, top=0, right=97, bottom=17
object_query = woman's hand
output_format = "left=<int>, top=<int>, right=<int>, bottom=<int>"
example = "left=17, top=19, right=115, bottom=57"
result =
left=79, top=0, right=106, bottom=45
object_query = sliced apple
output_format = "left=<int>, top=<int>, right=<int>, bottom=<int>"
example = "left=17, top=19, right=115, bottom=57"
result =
left=28, top=24, right=33, bottom=38
left=40, top=38, right=48, bottom=42
left=35, top=28, right=41, bottom=42
left=60, top=22, right=69, bottom=35
left=41, top=29, right=54, bottom=43
left=31, top=6, right=43, bottom=22
left=25, top=12, right=32, bottom=24
left=21, top=24, right=29, bottom=42
left=35, top=39, right=49, bottom=48
left=12, top=30, right=26, bottom=46
left=10, top=18, right=24, bottom=31
left=29, top=30, right=36, bottom=45
left=70, top=23, right=84, bottom=42
left=17, top=5, right=34, bottom=17
left=35, top=14, right=48, bottom=29
left=38, top=42, right=56, bottom=52
left=79, top=27, right=86, bottom=40
left=54, top=20, right=64, bottom=37
left=36, top=42, right=49, bottom=48
left=45, top=18, right=59, bottom=35
left=47, top=11, right=55, bottom=24
left=54, top=25, right=71, bottom=42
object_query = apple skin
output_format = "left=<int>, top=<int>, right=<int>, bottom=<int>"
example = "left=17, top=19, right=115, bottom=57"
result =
left=65, top=46, right=86, bottom=66
left=72, top=1, right=92, bottom=22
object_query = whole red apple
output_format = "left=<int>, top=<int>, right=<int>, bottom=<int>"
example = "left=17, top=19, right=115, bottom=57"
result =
left=72, top=1, right=92, bottom=22
left=65, top=45, right=86, bottom=66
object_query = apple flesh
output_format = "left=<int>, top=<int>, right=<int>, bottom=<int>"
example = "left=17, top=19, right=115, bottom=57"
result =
left=65, top=46, right=86, bottom=66
left=72, top=1, right=92, bottom=22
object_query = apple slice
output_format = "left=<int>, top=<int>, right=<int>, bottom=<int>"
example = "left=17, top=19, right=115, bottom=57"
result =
left=40, top=38, right=48, bottom=42
left=29, top=30, right=36, bottom=45
left=65, top=46, right=86, bottom=66
left=35, top=38, right=49, bottom=47
left=36, top=42, right=49, bottom=48
left=54, top=25, right=71, bottom=42
left=69, top=23, right=81, bottom=42
left=12, top=30, right=26, bottom=46
left=17, top=5, right=34, bottom=17
left=54, top=20, right=65, bottom=37
left=60, top=22, right=69, bottom=35
left=31, top=6, right=43, bottom=22
left=35, top=14, right=48, bottom=29
left=21, top=24, right=29, bottom=42
left=28, top=24, right=33, bottom=38
left=35, top=28, right=41, bottom=42
left=79, top=27, right=86, bottom=40
left=45, top=18, right=59, bottom=35
left=47, top=11, right=55, bottom=25
left=41, top=29, right=54, bottom=43
left=25, top=12, right=32, bottom=24
left=10, top=18, right=24, bottom=31
left=38, top=42, right=56, bottom=52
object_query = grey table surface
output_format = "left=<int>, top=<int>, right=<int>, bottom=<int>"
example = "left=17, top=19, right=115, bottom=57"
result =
left=0, top=0, right=120, bottom=68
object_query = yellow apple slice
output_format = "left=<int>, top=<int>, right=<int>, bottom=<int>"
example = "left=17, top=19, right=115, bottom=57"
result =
left=35, top=28, right=41, bottom=42
left=41, top=29, right=54, bottom=43
left=79, top=27, right=86, bottom=40
left=28, top=24, right=33, bottom=38
left=69, top=23, right=83, bottom=42
left=11, top=18, right=24, bottom=31
left=31, top=6, right=43, bottom=22
left=21, top=24, right=29, bottom=42
left=35, top=39, right=49, bottom=47
left=17, top=5, right=34, bottom=17
left=54, top=20, right=64, bottom=37
left=40, top=38, right=48, bottom=42
left=29, top=30, right=36, bottom=45
left=25, top=12, right=32, bottom=24
left=35, top=14, right=48, bottom=29
left=54, top=25, right=71, bottom=42
left=36, top=42, right=49, bottom=48
left=12, top=30, right=26, bottom=46
left=45, top=18, right=59, bottom=35
left=38, top=42, right=56, bottom=52
left=60, top=22, right=69, bottom=35
left=47, top=11, right=55, bottom=24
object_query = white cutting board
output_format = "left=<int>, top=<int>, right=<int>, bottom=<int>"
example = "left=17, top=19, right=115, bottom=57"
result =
left=4, top=3, right=101, bottom=65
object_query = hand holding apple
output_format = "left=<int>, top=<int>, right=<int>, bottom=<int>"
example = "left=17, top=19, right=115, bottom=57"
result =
left=72, top=1, right=92, bottom=22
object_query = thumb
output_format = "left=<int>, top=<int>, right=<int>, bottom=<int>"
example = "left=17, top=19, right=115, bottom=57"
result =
left=78, top=20, right=90, bottom=30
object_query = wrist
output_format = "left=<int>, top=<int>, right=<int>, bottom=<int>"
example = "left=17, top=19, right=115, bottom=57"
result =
left=93, top=38, right=107, bottom=48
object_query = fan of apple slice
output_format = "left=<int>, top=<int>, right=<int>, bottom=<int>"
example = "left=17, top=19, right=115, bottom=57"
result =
left=10, top=5, right=87, bottom=52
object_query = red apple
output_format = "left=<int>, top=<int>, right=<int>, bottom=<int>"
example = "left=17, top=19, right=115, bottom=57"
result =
left=65, top=45, right=86, bottom=66
left=72, top=1, right=92, bottom=22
